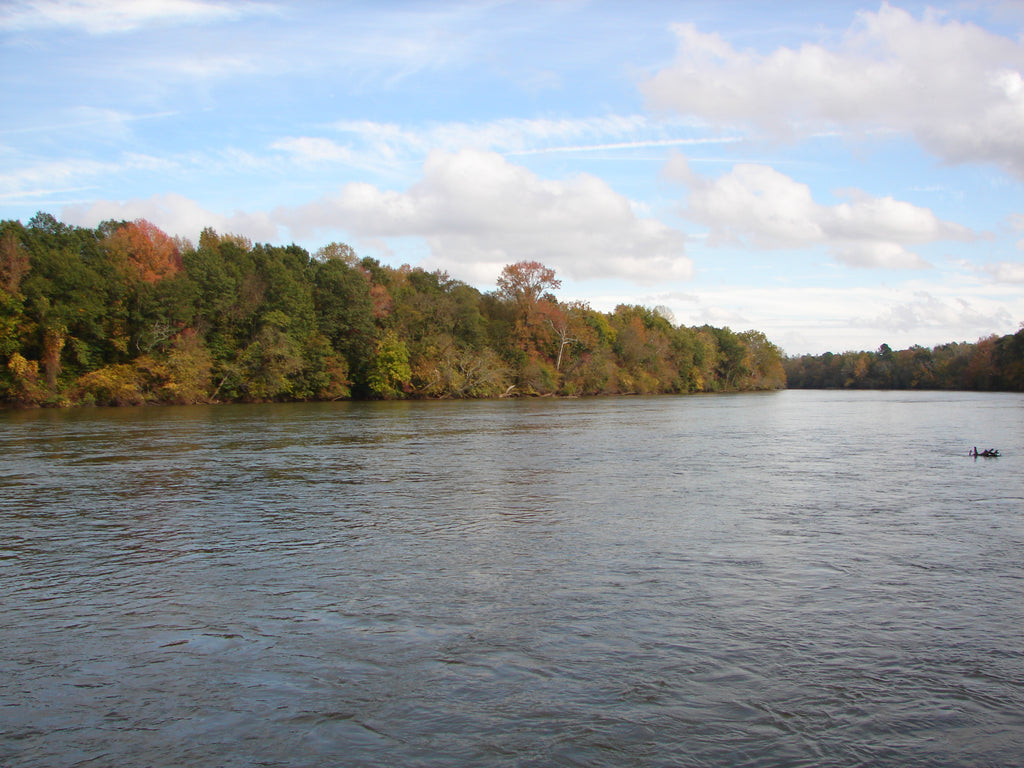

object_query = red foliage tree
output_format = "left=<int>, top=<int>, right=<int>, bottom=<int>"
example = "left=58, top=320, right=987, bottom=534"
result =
left=104, top=219, right=182, bottom=284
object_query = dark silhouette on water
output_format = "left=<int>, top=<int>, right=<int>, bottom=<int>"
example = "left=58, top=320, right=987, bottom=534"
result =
left=971, top=446, right=1000, bottom=457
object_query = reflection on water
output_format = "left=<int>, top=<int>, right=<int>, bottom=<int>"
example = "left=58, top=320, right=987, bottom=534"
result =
left=2, top=391, right=1023, bottom=767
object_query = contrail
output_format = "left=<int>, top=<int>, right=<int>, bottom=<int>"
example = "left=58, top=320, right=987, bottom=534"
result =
left=506, top=136, right=743, bottom=155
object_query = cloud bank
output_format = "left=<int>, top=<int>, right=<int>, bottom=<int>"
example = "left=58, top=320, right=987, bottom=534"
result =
left=279, top=149, right=691, bottom=284
left=61, top=152, right=692, bottom=286
left=644, top=4, right=1024, bottom=178
left=665, top=154, right=977, bottom=269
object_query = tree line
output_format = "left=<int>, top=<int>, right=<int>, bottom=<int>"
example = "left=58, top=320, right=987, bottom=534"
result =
left=0, top=213, right=786, bottom=407
left=784, top=332, right=1024, bottom=392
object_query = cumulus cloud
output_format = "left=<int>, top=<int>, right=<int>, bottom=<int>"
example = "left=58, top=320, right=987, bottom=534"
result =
left=63, top=192, right=280, bottom=242
left=665, top=154, right=975, bottom=269
left=278, top=149, right=691, bottom=283
left=0, top=0, right=273, bottom=34
left=643, top=4, right=1024, bottom=178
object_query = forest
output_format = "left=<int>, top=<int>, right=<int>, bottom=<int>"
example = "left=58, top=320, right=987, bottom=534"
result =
left=0, top=213, right=787, bottom=407
left=784, top=331, right=1024, bottom=392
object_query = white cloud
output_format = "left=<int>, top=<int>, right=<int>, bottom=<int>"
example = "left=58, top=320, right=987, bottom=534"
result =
left=983, top=261, right=1024, bottom=283
left=643, top=281, right=1021, bottom=355
left=62, top=192, right=280, bottom=242
left=666, top=154, right=975, bottom=269
left=278, top=149, right=691, bottom=283
left=0, top=0, right=273, bottom=34
left=864, top=291, right=1016, bottom=337
left=643, top=4, right=1024, bottom=178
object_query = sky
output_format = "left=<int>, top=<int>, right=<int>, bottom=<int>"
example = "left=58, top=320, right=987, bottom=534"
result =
left=2, top=0, right=1023, bottom=355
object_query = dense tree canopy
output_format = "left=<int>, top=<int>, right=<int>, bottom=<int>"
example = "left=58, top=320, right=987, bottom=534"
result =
left=0, top=214, right=793, bottom=407
left=784, top=331, right=1024, bottom=392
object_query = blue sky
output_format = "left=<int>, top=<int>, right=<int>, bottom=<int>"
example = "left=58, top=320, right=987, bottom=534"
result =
left=2, top=0, right=1023, bottom=354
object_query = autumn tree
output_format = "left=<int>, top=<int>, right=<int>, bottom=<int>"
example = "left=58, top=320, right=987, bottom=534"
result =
left=611, top=305, right=675, bottom=393
left=315, top=242, right=359, bottom=265
left=102, top=219, right=182, bottom=284
left=495, top=260, right=561, bottom=353
left=540, top=300, right=593, bottom=373
left=738, top=330, right=786, bottom=390
left=5, top=352, right=45, bottom=406
left=496, top=260, right=561, bottom=306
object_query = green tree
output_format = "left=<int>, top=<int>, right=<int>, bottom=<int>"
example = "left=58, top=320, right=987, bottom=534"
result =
left=708, top=326, right=749, bottom=390
left=312, top=256, right=376, bottom=392
left=367, top=330, right=411, bottom=399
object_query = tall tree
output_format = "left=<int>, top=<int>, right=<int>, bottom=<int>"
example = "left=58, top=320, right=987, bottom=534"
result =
left=312, top=256, right=376, bottom=392
left=495, top=260, right=561, bottom=306
left=495, top=260, right=561, bottom=354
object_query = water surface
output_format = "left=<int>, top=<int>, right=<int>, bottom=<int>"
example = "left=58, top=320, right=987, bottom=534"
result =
left=2, top=391, right=1022, bottom=767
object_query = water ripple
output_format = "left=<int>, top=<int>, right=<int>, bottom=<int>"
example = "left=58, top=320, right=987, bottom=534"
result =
left=1, top=392, right=1023, bottom=767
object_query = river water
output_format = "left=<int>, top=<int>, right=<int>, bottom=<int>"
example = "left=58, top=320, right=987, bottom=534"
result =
left=1, top=390, right=1022, bottom=767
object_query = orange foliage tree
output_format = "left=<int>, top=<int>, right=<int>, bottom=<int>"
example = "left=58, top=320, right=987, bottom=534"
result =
left=103, top=219, right=182, bottom=284
left=496, top=260, right=561, bottom=352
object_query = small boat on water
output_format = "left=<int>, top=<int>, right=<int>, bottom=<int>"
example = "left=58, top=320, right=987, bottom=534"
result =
left=971, top=447, right=1000, bottom=457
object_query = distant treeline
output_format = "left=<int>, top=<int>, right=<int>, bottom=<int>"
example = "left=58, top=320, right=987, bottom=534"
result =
left=0, top=213, right=786, bottom=407
left=784, top=331, right=1024, bottom=392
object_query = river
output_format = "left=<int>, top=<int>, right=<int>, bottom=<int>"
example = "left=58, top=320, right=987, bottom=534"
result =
left=2, top=390, right=1022, bottom=767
